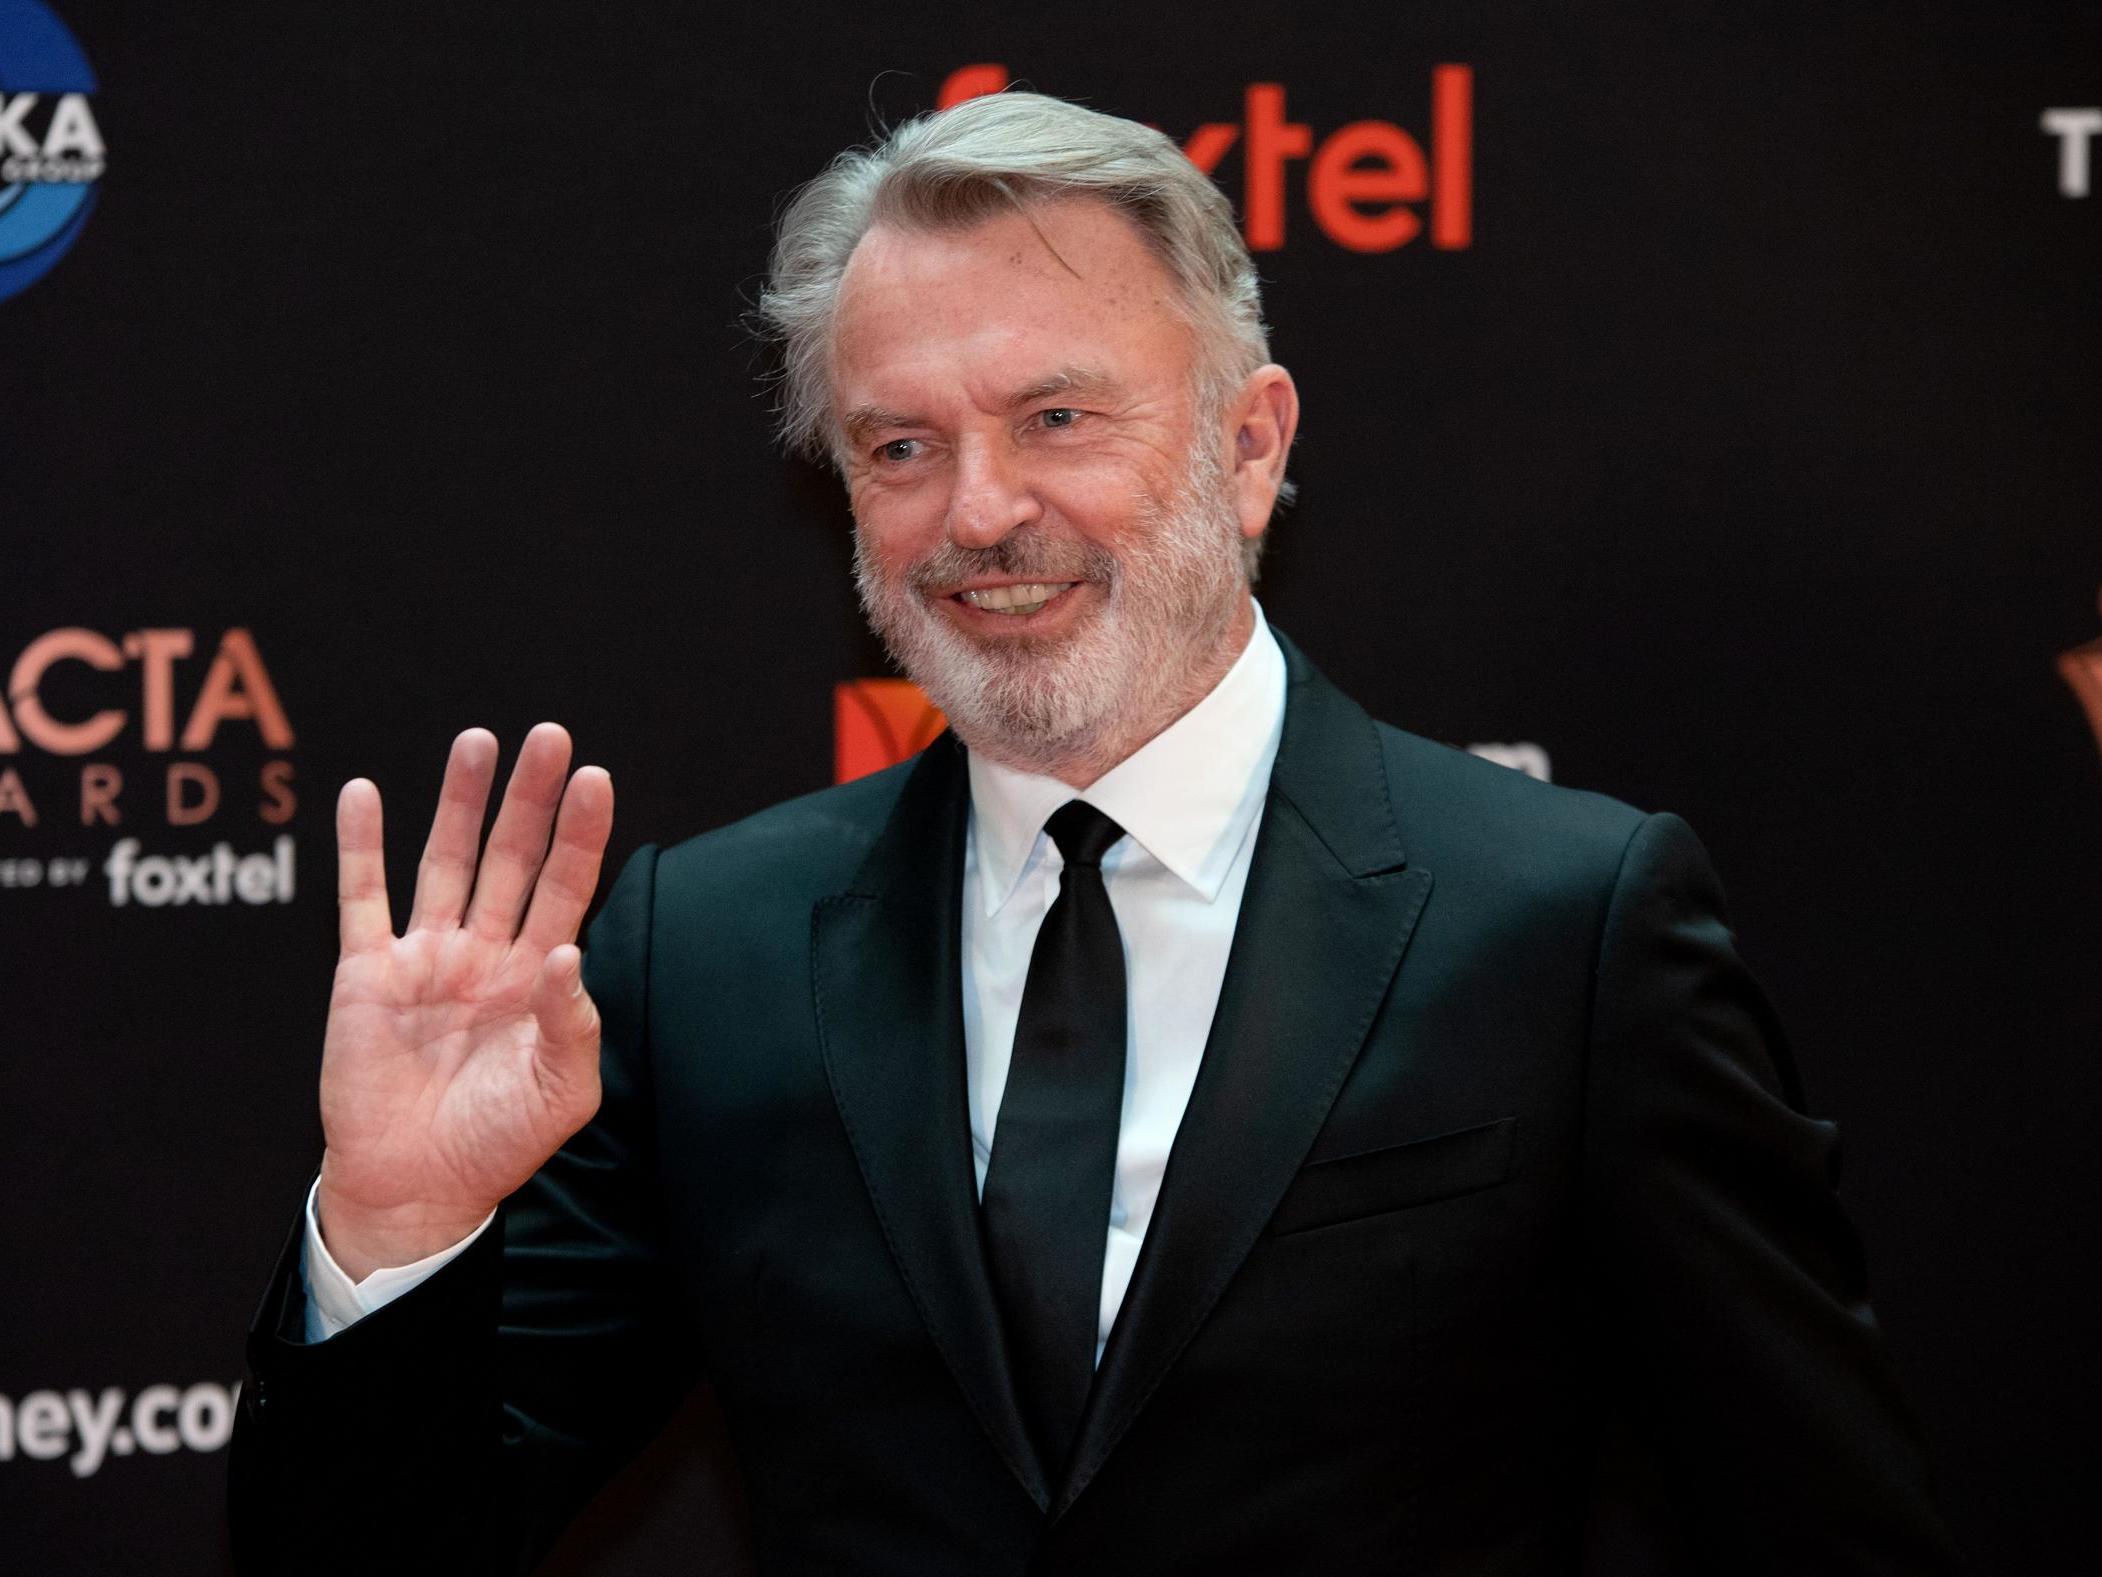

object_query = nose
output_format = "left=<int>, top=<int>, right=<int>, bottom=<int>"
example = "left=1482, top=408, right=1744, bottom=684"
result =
left=944, top=435, right=1042, bottom=549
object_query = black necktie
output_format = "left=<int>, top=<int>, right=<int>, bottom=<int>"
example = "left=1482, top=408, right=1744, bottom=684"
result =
left=980, top=800, right=1129, bottom=1477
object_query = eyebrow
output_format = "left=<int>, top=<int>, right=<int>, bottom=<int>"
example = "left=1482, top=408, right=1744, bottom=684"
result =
left=1006, top=365, right=1117, bottom=407
left=838, top=365, right=1121, bottom=449
left=840, top=403, right=922, bottom=447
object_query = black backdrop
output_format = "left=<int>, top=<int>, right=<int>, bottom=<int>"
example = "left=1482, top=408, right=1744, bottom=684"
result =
left=3, top=2, right=2098, bottom=1571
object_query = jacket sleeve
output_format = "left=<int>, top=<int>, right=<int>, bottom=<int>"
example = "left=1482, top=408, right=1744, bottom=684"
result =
left=1580, top=812, right=1960, bottom=1574
left=228, top=843, right=698, bottom=1576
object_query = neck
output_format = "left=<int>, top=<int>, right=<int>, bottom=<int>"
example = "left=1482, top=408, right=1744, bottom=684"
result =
left=963, top=594, right=1256, bottom=789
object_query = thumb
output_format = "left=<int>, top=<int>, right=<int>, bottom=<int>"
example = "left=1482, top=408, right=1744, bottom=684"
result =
left=531, top=944, right=601, bottom=1084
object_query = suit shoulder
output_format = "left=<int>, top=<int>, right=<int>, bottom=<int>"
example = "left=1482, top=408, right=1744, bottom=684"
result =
left=1373, top=722, right=1650, bottom=887
left=653, top=754, right=917, bottom=903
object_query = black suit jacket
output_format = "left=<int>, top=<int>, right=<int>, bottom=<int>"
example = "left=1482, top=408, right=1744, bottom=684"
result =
left=230, top=633, right=1957, bottom=1574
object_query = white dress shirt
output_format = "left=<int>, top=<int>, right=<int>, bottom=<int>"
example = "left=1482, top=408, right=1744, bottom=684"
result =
left=304, top=605, right=1288, bottom=1352
left=961, top=605, right=1285, bottom=1358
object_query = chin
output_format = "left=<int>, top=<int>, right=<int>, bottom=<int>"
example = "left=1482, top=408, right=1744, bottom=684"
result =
left=895, top=607, right=1134, bottom=763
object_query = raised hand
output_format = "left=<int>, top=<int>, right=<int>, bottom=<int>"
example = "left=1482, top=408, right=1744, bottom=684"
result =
left=314, top=724, right=613, bottom=1281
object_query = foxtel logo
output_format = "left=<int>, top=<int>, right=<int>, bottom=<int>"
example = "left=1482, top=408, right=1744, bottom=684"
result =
left=103, top=836, right=295, bottom=907
left=831, top=678, right=1554, bottom=790
left=938, top=64, right=1472, bottom=253
left=2062, top=585, right=2102, bottom=765
left=836, top=680, right=947, bottom=783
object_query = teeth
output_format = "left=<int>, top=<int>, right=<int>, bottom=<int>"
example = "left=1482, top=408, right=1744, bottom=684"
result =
left=959, top=582, right=1075, bottom=615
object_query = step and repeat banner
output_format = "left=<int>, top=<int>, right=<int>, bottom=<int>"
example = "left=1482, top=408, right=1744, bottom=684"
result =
left=3, top=1, right=2097, bottom=1571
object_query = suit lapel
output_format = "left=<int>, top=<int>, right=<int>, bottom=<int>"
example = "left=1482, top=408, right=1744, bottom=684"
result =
left=812, top=737, right=1051, bottom=1510
left=1053, top=635, right=1434, bottom=1516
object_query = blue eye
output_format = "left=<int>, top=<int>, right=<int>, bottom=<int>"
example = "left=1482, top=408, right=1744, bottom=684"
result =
left=878, top=438, right=919, bottom=463
left=1040, top=408, right=1078, bottom=428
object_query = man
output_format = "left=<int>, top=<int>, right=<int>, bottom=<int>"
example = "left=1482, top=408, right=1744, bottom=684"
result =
left=230, top=91, right=1957, bottom=1573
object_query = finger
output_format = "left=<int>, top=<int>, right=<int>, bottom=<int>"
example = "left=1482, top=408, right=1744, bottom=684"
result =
left=463, top=722, right=572, bottom=940
left=336, top=778, right=392, bottom=954
left=407, top=728, right=499, bottom=931
left=530, top=944, right=602, bottom=1095
left=517, top=766, right=614, bottom=953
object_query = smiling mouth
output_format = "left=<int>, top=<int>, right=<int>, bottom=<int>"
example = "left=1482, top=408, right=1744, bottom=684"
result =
left=954, top=582, right=1079, bottom=616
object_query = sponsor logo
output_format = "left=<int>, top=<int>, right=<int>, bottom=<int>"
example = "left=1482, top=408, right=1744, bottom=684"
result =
left=101, top=835, right=296, bottom=906
left=830, top=677, right=1549, bottom=788
left=2042, top=107, right=2100, bottom=197
left=0, top=0, right=103, bottom=304
left=0, top=626, right=299, bottom=907
left=1466, top=741, right=1551, bottom=782
left=938, top=64, right=1473, bottom=253
left=2061, top=585, right=2102, bottom=765
left=0, top=1381, right=240, bottom=1479
left=835, top=679, right=947, bottom=783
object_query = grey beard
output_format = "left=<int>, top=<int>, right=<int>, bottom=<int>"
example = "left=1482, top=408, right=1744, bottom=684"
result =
left=852, top=454, right=1247, bottom=775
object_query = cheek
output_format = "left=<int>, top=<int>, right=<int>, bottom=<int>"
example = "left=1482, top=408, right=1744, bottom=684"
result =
left=1037, top=469, right=1157, bottom=553
left=850, top=503, right=932, bottom=583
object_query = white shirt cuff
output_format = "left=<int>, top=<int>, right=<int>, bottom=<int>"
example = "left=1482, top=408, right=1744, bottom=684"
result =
left=299, top=1180, right=496, bottom=1343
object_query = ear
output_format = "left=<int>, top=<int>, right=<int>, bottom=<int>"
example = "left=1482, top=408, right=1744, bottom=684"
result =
left=1223, top=364, right=1300, bottom=544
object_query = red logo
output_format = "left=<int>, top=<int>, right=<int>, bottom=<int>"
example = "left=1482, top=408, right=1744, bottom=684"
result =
left=2061, top=586, right=2102, bottom=766
left=937, top=64, right=1473, bottom=253
left=0, top=627, right=296, bottom=830
left=835, top=680, right=947, bottom=784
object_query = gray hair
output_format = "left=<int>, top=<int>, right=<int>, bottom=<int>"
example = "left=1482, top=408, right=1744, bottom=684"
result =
left=756, top=91, right=1281, bottom=479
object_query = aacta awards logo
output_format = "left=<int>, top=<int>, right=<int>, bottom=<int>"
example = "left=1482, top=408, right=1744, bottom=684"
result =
left=0, top=628, right=298, bottom=907
left=938, top=64, right=1473, bottom=254
left=0, top=0, right=103, bottom=304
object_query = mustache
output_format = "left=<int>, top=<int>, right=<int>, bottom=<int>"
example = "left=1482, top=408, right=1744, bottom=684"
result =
left=902, top=528, right=1120, bottom=595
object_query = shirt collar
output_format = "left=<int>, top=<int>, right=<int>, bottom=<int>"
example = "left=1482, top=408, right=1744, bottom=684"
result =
left=967, top=601, right=1288, bottom=915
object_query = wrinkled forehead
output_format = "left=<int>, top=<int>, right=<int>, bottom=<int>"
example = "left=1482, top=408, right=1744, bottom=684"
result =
left=827, top=196, right=1199, bottom=415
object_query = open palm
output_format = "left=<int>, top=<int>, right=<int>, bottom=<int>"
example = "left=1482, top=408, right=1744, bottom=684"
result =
left=315, top=724, right=613, bottom=1281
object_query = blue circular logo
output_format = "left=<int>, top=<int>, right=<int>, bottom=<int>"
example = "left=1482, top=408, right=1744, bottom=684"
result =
left=0, top=0, right=101, bottom=304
